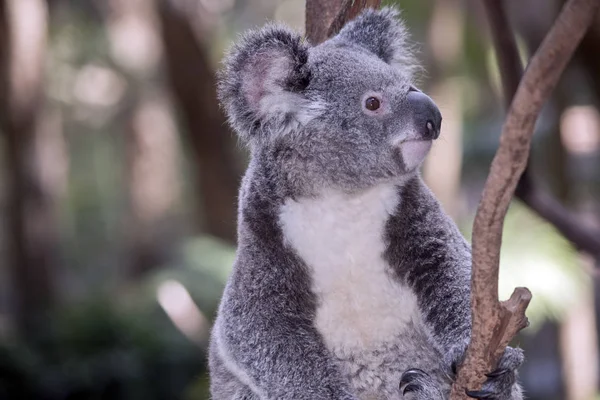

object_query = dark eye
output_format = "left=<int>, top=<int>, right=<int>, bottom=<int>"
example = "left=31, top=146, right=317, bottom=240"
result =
left=365, top=97, right=380, bottom=111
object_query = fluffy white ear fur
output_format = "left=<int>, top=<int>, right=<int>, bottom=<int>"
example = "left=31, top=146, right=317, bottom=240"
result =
left=218, top=25, right=321, bottom=145
left=241, top=51, right=298, bottom=117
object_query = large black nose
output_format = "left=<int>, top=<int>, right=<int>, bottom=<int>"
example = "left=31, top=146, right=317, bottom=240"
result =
left=407, top=89, right=442, bottom=140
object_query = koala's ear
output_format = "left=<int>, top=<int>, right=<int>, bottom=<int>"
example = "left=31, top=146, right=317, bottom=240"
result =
left=218, top=25, right=314, bottom=145
left=334, top=7, right=417, bottom=76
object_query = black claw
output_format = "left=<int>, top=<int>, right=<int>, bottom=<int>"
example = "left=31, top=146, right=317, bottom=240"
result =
left=399, top=369, right=428, bottom=395
left=485, top=368, right=510, bottom=378
left=400, top=369, right=428, bottom=383
left=466, top=389, right=494, bottom=399
left=401, top=383, right=420, bottom=395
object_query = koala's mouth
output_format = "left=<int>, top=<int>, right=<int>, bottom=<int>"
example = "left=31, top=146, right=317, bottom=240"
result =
left=396, top=139, right=433, bottom=171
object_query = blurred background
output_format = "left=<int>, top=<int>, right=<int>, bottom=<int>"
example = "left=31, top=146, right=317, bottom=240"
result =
left=0, top=0, right=598, bottom=399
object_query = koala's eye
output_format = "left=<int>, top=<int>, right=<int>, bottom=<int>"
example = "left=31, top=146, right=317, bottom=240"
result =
left=365, top=97, right=380, bottom=111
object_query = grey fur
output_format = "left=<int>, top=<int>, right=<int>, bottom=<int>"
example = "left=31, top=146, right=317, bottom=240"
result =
left=210, top=7, right=523, bottom=400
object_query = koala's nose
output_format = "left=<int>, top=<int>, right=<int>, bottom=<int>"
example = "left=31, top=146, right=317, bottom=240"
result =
left=407, top=89, right=442, bottom=140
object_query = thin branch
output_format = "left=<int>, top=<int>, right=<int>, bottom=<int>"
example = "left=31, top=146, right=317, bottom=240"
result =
left=483, top=0, right=600, bottom=258
left=515, top=172, right=600, bottom=257
left=451, top=0, right=600, bottom=398
left=482, top=0, right=523, bottom=104
left=578, top=10, right=600, bottom=100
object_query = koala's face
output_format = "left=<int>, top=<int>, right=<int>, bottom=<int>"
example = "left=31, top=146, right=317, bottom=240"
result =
left=219, top=8, right=442, bottom=194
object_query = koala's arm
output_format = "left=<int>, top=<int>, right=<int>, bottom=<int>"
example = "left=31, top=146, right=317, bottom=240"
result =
left=387, top=178, right=472, bottom=354
left=215, top=250, right=356, bottom=400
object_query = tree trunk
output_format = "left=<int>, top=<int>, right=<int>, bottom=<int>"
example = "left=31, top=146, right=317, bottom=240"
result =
left=125, top=94, right=181, bottom=277
left=100, top=0, right=181, bottom=278
left=0, top=0, right=58, bottom=332
left=157, top=0, right=240, bottom=244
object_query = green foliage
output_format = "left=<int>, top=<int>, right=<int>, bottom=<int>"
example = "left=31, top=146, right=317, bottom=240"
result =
left=460, top=202, right=587, bottom=333
left=497, top=203, right=588, bottom=331
left=129, top=235, right=235, bottom=321
left=0, top=299, right=206, bottom=400
left=0, top=234, right=234, bottom=399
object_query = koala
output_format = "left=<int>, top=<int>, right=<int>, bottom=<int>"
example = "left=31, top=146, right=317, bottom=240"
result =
left=209, top=7, right=524, bottom=400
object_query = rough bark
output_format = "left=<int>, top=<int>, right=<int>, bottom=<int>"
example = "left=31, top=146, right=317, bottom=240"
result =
left=305, top=0, right=345, bottom=44
left=157, top=0, right=239, bottom=243
left=305, top=0, right=381, bottom=44
left=451, top=0, right=599, bottom=398
left=0, top=0, right=57, bottom=332
left=327, top=0, right=382, bottom=40
left=483, top=0, right=600, bottom=259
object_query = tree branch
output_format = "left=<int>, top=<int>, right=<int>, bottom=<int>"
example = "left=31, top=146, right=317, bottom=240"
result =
left=305, top=0, right=381, bottom=44
left=451, top=0, right=600, bottom=398
left=305, top=0, right=345, bottom=44
left=515, top=172, right=600, bottom=257
left=482, top=0, right=523, bottom=103
left=483, top=0, right=600, bottom=259
left=327, top=0, right=381, bottom=39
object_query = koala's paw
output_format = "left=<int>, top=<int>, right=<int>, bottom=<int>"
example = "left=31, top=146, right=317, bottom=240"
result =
left=399, top=369, right=444, bottom=399
left=445, top=344, right=468, bottom=380
left=466, top=347, right=524, bottom=400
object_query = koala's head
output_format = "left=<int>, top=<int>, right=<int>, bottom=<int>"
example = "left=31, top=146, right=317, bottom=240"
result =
left=219, top=7, right=442, bottom=194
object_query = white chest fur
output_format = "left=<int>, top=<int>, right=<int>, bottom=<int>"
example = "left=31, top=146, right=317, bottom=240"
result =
left=279, top=184, right=420, bottom=352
